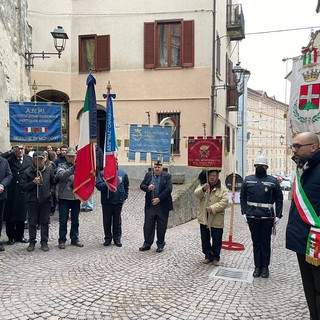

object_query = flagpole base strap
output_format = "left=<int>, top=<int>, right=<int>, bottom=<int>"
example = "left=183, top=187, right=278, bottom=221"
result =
left=222, top=240, right=245, bottom=251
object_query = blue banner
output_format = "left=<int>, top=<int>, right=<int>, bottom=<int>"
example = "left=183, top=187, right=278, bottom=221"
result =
left=9, top=102, right=62, bottom=144
left=129, top=124, right=171, bottom=162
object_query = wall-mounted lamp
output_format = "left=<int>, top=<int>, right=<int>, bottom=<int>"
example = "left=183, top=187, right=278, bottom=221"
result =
left=232, top=62, right=251, bottom=96
left=280, top=134, right=284, bottom=146
left=25, top=26, right=69, bottom=69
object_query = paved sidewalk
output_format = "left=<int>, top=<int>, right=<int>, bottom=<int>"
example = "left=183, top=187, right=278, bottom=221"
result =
left=0, top=182, right=309, bottom=320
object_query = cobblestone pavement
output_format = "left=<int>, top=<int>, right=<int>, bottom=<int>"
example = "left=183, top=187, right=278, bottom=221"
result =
left=0, top=181, right=309, bottom=320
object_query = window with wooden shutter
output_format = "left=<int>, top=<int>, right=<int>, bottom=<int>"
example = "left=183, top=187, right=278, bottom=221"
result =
left=79, top=34, right=110, bottom=73
left=144, top=19, right=194, bottom=69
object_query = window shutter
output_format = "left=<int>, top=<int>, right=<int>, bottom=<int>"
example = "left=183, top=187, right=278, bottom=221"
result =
left=144, top=22, right=155, bottom=69
left=182, top=20, right=194, bottom=67
left=96, top=35, right=110, bottom=71
left=226, top=57, right=237, bottom=108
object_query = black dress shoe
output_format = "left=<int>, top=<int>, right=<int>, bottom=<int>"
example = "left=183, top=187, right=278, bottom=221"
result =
left=114, top=242, right=122, bottom=247
left=261, top=267, right=269, bottom=278
left=139, top=245, right=151, bottom=251
left=16, top=238, right=28, bottom=243
left=156, top=247, right=163, bottom=253
left=103, top=241, right=111, bottom=246
left=6, top=239, right=15, bottom=245
left=253, top=267, right=261, bottom=278
left=0, top=243, right=5, bottom=251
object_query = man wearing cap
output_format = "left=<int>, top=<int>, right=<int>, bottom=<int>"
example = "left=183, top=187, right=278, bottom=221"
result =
left=20, top=151, right=55, bottom=252
left=1, top=146, right=33, bottom=244
left=56, top=147, right=84, bottom=249
left=240, top=155, right=283, bottom=278
left=139, top=160, right=173, bottom=253
left=194, top=170, right=229, bottom=265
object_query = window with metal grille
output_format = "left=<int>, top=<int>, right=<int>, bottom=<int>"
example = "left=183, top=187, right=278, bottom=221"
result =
left=157, top=112, right=180, bottom=154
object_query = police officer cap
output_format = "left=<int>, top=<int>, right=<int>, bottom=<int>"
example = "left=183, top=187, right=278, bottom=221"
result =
left=154, top=160, right=163, bottom=166
left=66, top=147, right=77, bottom=156
left=254, top=155, right=268, bottom=168
left=33, top=151, right=45, bottom=159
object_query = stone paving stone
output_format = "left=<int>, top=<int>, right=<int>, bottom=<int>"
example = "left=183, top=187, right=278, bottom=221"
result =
left=0, top=185, right=311, bottom=319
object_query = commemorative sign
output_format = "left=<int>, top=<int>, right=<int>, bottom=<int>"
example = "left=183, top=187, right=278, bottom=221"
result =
left=187, top=136, right=223, bottom=169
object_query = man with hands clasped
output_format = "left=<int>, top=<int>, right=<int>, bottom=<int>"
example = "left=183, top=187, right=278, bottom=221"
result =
left=139, top=160, right=173, bottom=253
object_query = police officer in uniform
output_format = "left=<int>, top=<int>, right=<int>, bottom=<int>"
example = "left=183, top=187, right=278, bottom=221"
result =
left=240, top=155, right=283, bottom=278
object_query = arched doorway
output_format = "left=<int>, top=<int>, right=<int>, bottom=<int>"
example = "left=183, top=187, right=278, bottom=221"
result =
left=31, top=90, right=70, bottom=145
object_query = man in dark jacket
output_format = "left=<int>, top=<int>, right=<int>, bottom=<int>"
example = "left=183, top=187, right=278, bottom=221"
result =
left=240, top=155, right=283, bottom=278
left=286, top=132, right=320, bottom=320
left=0, top=156, right=13, bottom=251
left=20, top=151, right=55, bottom=252
left=139, top=160, right=173, bottom=253
left=2, top=146, right=33, bottom=244
left=96, top=167, right=129, bottom=247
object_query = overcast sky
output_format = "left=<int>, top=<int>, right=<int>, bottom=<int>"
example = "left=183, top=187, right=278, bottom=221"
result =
left=239, top=0, right=320, bottom=104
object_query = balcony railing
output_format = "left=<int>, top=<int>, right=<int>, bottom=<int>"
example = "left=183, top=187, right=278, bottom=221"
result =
left=226, top=4, right=245, bottom=41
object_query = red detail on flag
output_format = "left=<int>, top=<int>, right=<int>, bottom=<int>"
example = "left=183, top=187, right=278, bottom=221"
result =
left=188, top=137, right=223, bottom=169
left=299, top=84, right=320, bottom=109
left=73, top=143, right=96, bottom=202
left=103, top=154, right=118, bottom=192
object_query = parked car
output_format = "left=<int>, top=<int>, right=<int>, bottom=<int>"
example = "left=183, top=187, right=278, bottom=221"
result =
left=280, top=180, right=291, bottom=191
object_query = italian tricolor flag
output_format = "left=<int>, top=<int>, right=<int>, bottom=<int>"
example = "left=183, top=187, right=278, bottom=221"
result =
left=73, top=75, right=97, bottom=202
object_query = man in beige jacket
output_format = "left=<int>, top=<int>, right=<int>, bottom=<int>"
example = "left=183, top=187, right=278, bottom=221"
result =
left=194, top=170, right=229, bottom=265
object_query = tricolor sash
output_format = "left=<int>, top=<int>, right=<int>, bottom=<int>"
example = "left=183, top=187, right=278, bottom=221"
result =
left=293, top=168, right=320, bottom=266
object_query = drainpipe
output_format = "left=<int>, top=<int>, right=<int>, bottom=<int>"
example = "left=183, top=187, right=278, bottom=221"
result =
left=210, top=0, right=216, bottom=136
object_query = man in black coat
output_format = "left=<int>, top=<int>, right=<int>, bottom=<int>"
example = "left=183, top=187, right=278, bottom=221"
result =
left=0, top=156, right=13, bottom=251
left=2, top=146, right=33, bottom=244
left=20, top=151, right=55, bottom=252
left=139, top=160, right=173, bottom=253
left=286, top=132, right=320, bottom=320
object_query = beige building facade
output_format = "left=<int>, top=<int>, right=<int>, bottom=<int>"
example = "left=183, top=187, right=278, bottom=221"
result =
left=26, top=0, right=245, bottom=178
left=246, top=88, right=293, bottom=177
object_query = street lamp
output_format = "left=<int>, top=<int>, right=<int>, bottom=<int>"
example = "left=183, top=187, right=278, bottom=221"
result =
left=280, top=134, right=284, bottom=145
left=25, top=26, right=69, bottom=69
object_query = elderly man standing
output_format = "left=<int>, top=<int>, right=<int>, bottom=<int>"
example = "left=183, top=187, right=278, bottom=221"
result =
left=56, top=147, right=84, bottom=249
left=20, top=151, right=55, bottom=252
left=0, top=156, right=12, bottom=251
left=139, top=160, right=173, bottom=253
left=194, top=170, right=229, bottom=265
left=286, top=132, right=320, bottom=320
left=2, top=146, right=33, bottom=244
left=240, top=155, right=283, bottom=278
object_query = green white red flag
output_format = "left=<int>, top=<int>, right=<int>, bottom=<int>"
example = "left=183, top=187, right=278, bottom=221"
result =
left=73, top=74, right=97, bottom=201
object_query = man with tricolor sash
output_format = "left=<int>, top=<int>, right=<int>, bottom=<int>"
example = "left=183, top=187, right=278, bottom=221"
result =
left=286, top=132, right=320, bottom=320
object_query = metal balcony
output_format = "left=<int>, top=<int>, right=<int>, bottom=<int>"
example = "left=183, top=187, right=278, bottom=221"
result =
left=226, top=4, right=245, bottom=41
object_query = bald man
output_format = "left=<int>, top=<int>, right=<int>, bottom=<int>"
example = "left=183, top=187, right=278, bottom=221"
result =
left=286, top=132, right=320, bottom=320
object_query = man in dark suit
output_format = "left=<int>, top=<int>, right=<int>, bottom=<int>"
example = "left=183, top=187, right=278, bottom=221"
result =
left=139, top=160, right=173, bottom=253
left=2, top=145, right=33, bottom=244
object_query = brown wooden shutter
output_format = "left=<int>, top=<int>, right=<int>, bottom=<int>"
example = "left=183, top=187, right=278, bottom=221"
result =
left=182, top=20, right=194, bottom=67
left=144, top=22, right=155, bottom=69
left=96, top=35, right=110, bottom=71
left=226, top=57, right=237, bottom=108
